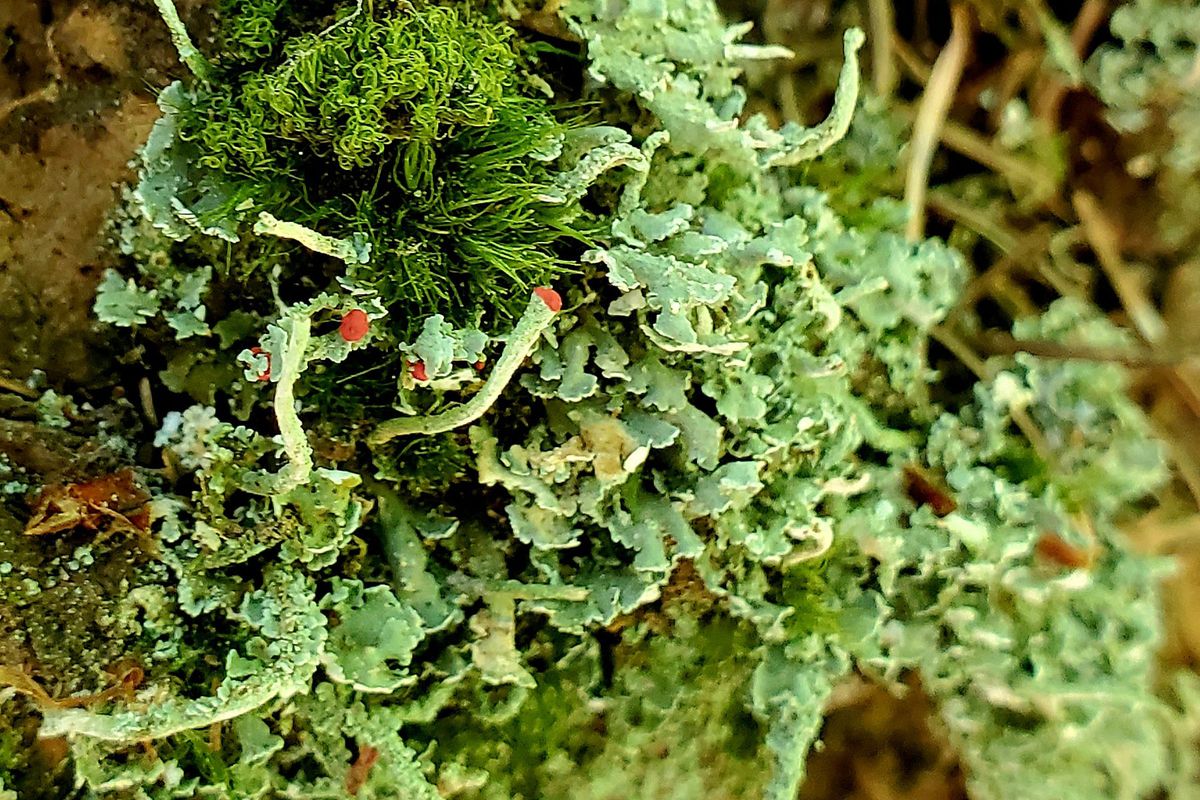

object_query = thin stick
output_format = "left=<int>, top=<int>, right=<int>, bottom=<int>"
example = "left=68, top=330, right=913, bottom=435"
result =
left=1167, top=369, right=1200, bottom=420
left=989, top=49, right=1041, bottom=131
left=927, top=189, right=1019, bottom=251
left=905, top=4, right=971, bottom=241
left=891, top=32, right=932, bottom=85
left=920, top=118, right=1056, bottom=206
left=926, top=190, right=1081, bottom=302
left=0, top=25, right=62, bottom=124
left=1127, top=513, right=1200, bottom=555
left=0, top=85, right=57, bottom=125
left=1073, top=194, right=1200, bottom=508
left=1033, top=0, right=1110, bottom=125
left=1069, top=0, right=1111, bottom=54
left=1164, top=430, right=1200, bottom=509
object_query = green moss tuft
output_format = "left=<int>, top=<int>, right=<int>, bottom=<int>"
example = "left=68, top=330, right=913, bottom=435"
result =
left=174, top=0, right=592, bottom=333
left=195, top=4, right=517, bottom=176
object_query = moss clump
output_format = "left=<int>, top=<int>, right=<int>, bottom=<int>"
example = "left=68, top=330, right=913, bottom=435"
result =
left=195, top=3, right=520, bottom=176
left=174, top=0, right=591, bottom=331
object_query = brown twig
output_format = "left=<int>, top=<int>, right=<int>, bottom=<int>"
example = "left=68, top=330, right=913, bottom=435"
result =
left=989, top=48, right=1042, bottom=131
left=1160, top=369, right=1200, bottom=508
left=935, top=119, right=1062, bottom=208
left=891, top=31, right=932, bottom=85
left=1166, top=368, right=1200, bottom=420
left=1160, top=424, right=1200, bottom=508
left=1050, top=193, right=1200, bottom=508
left=0, top=376, right=39, bottom=399
left=519, top=0, right=581, bottom=42
left=1127, top=513, right=1200, bottom=555
left=926, top=193, right=1095, bottom=339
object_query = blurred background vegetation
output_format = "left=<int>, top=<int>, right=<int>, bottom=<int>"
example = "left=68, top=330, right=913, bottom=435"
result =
left=737, top=2, right=1200, bottom=796
left=1, top=0, right=1197, bottom=797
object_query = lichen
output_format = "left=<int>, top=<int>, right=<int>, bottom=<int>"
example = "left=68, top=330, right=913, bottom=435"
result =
left=2, top=0, right=1191, bottom=797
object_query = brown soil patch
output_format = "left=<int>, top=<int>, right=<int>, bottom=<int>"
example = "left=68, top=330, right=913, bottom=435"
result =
left=0, top=96, right=160, bottom=385
left=0, top=0, right=182, bottom=388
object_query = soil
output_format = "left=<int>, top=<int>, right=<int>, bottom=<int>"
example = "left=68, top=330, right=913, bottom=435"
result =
left=0, top=0, right=183, bottom=389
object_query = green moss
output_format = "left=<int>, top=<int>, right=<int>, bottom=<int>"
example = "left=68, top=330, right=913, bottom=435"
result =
left=172, top=0, right=592, bottom=333
left=214, top=0, right=292, bottom=63
left=197, top=4, right=517, bottom=175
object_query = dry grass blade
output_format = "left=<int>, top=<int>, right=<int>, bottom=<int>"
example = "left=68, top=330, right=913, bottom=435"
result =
left=905, top=3, right=971, bottom=241
left=1072, top=190, right=1168, bottom=343
left=973, top=330, right=1199, bottom=368
left=868, top=0, right=898, bottom=98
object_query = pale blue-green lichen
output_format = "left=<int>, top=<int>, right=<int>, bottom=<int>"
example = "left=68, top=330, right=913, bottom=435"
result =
left=8, top=0, right=1193, bottom=798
